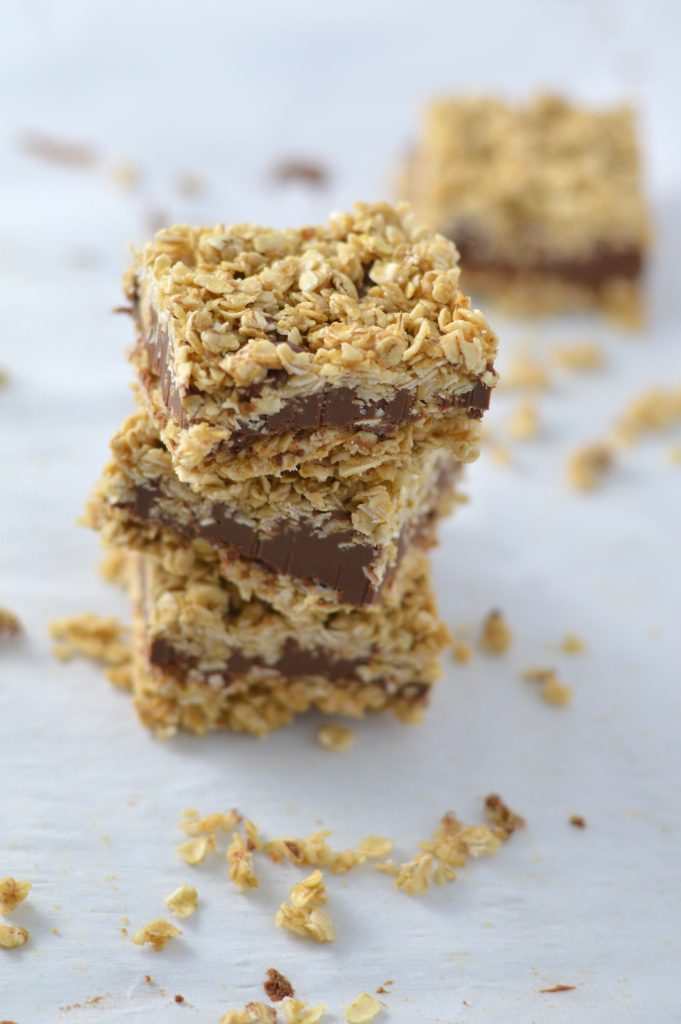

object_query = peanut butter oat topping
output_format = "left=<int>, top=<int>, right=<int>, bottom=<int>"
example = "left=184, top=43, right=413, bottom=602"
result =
left=131, top=918, right=182, bottom=950
left=264, top=968, right=294, bottom=1002
left=164, top=885, right=198, bottom=918
left=0, top=608, right=22, bottom=640
left=484, top=794, right=526, bottom=837
left=275, top=871, right=335, bottom=943
left=281, top=998, right=326, bottom=1024
left=524, top=667, right=573, bottom=707
left=176, top=835, right=217, bottom=865
left=316, top=723, right=356, bottom=753
left=344, top=993, right=382, bottom=1023
left=0, top=925, right=29, bottom=949
left=615, top=385, right=681, bottom=444
left=0, top=878, right=31, bottom=915
left=480, top=610, right=513, bottom=655
left=567, top=442, right=614, bottom=492
left=552, top=341, right=605, bottom=371
left=227, top=833, right=259, bottom=891
left=506, top=399, right=539, bottom=441
left=561, top=633, right=587, bottom=654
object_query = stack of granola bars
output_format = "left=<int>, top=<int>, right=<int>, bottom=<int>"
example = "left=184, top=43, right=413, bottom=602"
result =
left=86, top=202, right=498, bottom=737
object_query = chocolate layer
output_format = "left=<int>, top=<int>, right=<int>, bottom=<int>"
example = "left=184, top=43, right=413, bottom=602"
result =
left=148, top=635, right=429, bottom=702
left=142, top=313, right=491, bottom=440
left=452, top=229, right=643, bottom=290
left=129, top=472, right=443, bottom=605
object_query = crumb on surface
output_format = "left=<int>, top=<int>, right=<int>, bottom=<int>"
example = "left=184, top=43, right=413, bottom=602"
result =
left=503, top=352, right=550, bottom=391
left=0, top=878, right=31, bottom=915
left=174, top=995, right=185, bottom=1004
left=0, top=608, right=22, bottom=640
left=131, top=918, right=181, bottom=951
left=345, top=992, right=382, bottom=1023
left=176, top=835, right=217, bottom=866
left=524, top=666, right=573, bottom=706
left=227, top=832, right=259, bottom=891
left=20, top=131, right=96, bottom=167
left=274, top=871, right=335, bottom=943
left=49, top=613, right=130, bottom=672
left=0, top=924, right=29, bottom=949
left=179, top=809, right=241, bottom=836
left=489, top=442, right=512, bottom=468
left=569, top=815, right=587, bottom=829
left=165, top=885, right=198, bottom=918
left=245, top=1002, right=277, bottom=1023
left=176, top=173, right=205, bottom=197
left=562, top=632, right=587, bottom=654
left=567, top=442, right=614, bottom=492
left=553, top=341, right=604, bottom=371
left=316, top=723, right=356, bottom=753
left=281, top=997, right=327, bottom=1023
left=270, top=159, right=329, bottom=187
left=264, top=967, right=294, bottom=1002
left=109, top=161, right=141, bottom=191
left=539, top=985, right=576, bottom=993
left=484, top=794, right=526, bottom=837
left=480, top=610, right=513, bottom=655
left=506, top=399, right=539, bottom=440
left=615, top=385, right=681, bottom=444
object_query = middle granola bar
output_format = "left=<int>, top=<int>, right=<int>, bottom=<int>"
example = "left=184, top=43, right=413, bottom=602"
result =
left=85, top=410, right=462, bottom=608
left=125, top=201, right=498, bottom=487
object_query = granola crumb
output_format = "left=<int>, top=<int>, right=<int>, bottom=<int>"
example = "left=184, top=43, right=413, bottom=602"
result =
left=562, top=633, right=587, bottom=654
left=176, top=173, right=205, bottom=197
left=539, top=985, right=576, bottom=993
left=20, top=131, right=96, bottom=168
left=280, top=997, right=327, bottom=1024
left=503, top=352, right=550, bottom=391
left=451, top=635, right=473, bottom=663
left=176, top=835, right=217, bottom=866
left=270, top=159, right=329, bottom=187
left=356, top=836, right=393, bottom=861
left=131, top=918, right=182, bottom=950
left=524, top=667, right=573, bottom=707
left=316, top=723, right=356, bottom=753
left=165, top=885, right=198, bottom=918
left=245, top=1002, right=277, bottom=1023
left=274, top=871, right=335, bottom=943
left=567, top=442, right=614, bottom=492
left=553, top=341, right=605, bottom=371
left=345, top=993, right=381, bottom=1023
left=480, top=610, right=513, bottom=655
left=0, top=608, right=22, bottom=640
left=569, top=815, right=587, bottom=829
left=227, top=833, right=259, bottom=891
left=489, top=443, right=512, bottom=468
left=0, top=878, right=31, bottom=915
left=394, top=854, right=433, bottom=896
left=615, top=386, right=681, bottom=444
left=0, top=925, right=29, bottom=949
left=506, top=399, right=539, bottom=441
left=178, top=809, right=241, bottom=836
left=174, top=995, right=185, bottom=1004
left=48, top=613, right=130, bottom=673
left=484, top=795, right=526, bottom=837
left=264, top=967, right=294, bottom=1002
left=109, top=161, right=142, bottom=191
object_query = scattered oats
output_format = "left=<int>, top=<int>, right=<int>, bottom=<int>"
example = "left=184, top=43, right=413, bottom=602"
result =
left=165, top=885, right=198, bottom=918
left=110, top=161, right=141, bottom=190
left=374, top=860, right=400, bottom=878
left=245, top=1002, right=277, bottom=1023
left=458, top=825, right=503, bottom=858
left=615, top=386, right=681, bottom=444
left=176, top=173, right=205, bottom=197
left=524, top=666, right=573, bottom=707
left=176, top=835, right=217, bottom=865
left=666, top=444, right=681, bottom=464
left=489, top=443, right=512, bottom=467
left=503, top=352, right=550, bottom=391
left=264, top=967, right=295, bottom=1002
left=506, top=399, right=539, bottom=440
left=131, top=918, right=181, bottom=950
left=480, top=610, right=513, bottom=655
left=98, top=548, right=129, bottom=585
left=484, top=794, right=526, bottom=837
left=451, top=638, right=473, bottom=664
left=281, top=997, right=327, bottom=1024
left=227, top=832, right=259, bottom=891
left=219, top=1010, right=251, bottom=1024
left=569, top=815, right=587, bottom=829
left=562, top=633, right=587, bottom=654
left=49, top=613, right=130, bottom=674
left=275, top=871, right=335, bottom=943
left=394, top=854, right=433, bottom=895
left=289, top=869, right=327, bottom=910
left=0, top=608, right=22, bottom=640
left=356, top=836, right=393, bottom=861
left=266, top=831, right=359, bottom=875
left=0, top=924, right=29, bottom=949
left=245, top=819, right=265, bottom=851
left=0, top=878, right=31, bottom=914
left=553, top=341, right=604, bottom=371
left=345, top=993, right=381, bottom=1023
left=567, top=442, right=614, bottom=492
left=316, top=723, right=356, bottom=753
left=179, top=809, right=241, bottom=836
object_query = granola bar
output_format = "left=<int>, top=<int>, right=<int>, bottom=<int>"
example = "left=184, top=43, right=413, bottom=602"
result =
left=130, top=548, right=449, bottom=737
left=125, top=201, right=498, bottom=486
left=85, top=410, right=461, bottom=607
left=404, top=95, right=649, bottom=322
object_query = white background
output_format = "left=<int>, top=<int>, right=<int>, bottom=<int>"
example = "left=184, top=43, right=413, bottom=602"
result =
left=1, top=1, right=680, bottom=1021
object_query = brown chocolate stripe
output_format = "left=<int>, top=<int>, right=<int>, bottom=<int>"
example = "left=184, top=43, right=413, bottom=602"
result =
left=147, top=635, right=430, bottom=702
left=142, top=312, right=491, bottom=440
left=452, top=231, right=643, bottom=290
left=128, top=467, right=448, bottom=604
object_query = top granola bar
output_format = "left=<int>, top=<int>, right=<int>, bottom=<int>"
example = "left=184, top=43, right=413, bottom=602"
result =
left=126, top=201, right=498, bottom=483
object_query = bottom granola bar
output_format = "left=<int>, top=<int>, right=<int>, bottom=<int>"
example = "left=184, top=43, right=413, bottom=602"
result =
left=129, top=549, right=449, bottom=737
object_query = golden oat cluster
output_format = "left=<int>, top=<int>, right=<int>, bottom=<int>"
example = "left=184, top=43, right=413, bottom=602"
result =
left=84, top=201, right=499, bottom=737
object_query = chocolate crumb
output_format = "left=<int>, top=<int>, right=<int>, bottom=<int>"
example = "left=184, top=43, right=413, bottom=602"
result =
left=145, top=975, right=153, bottom=984
left=569, top=815, right=587, bottom=828
left=485, top=794, right=526, bottom=836
left=539, top=984, right=576, bottom=993
left=270, top=159, right=329, bottom=187
left=174, top=994, right=185, bottom=1003
left=264, top=967, right=294, bottom=1002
